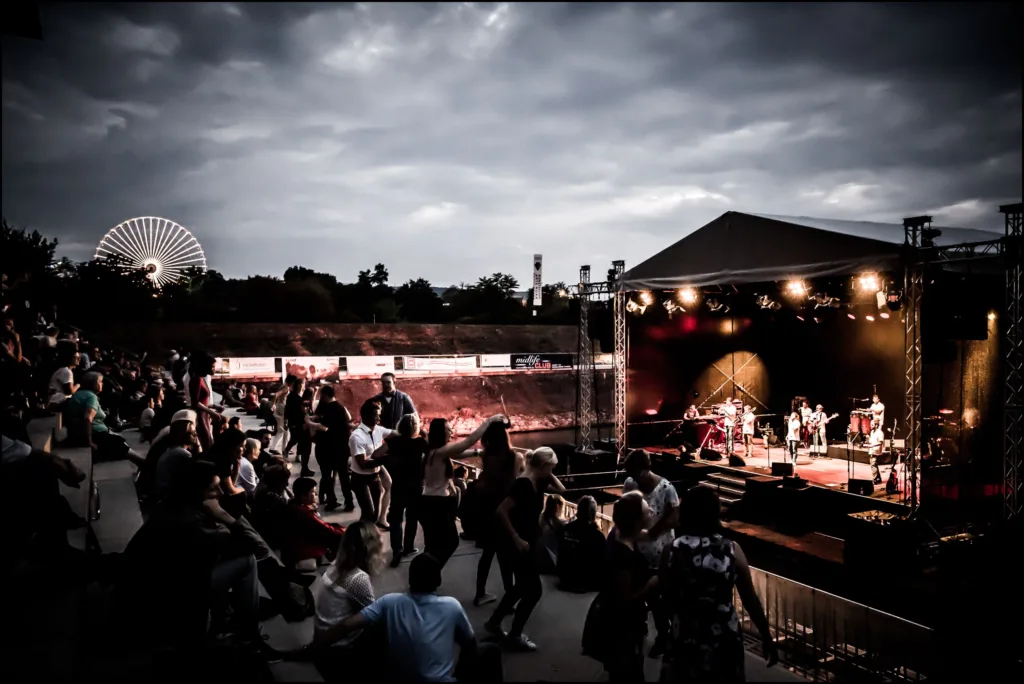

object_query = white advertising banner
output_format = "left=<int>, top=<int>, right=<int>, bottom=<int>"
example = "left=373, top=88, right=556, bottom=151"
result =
left=283, top=357, right=341, bottom=383
left=403, top=356, right=477, bottom=372
left=532, top=254, right=543, bottom=307
left=479, top=354, right=512, bottom=368
left=345, top=356, right=395, bottom=377
left=594, top=353, right=614, bottom=368
left=214, top=357, right=279, bottom=381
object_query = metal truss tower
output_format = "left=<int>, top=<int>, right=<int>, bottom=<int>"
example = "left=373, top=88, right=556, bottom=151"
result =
left=612, top=260, right=627, bottom=462
left=1002, top=203, right=1023, bottom=520
left=902, top=216, right=929, bottom=513
left=577, top=265, right=594, bottom=451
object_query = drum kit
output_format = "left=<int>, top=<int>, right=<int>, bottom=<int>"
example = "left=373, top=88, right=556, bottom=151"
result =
left=847, top=409, right=874, bottom=446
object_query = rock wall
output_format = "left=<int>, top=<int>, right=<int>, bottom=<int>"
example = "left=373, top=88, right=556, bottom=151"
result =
left=85, top=322, right=578, bottom=357
left=335, top=370, right=613, bottom=434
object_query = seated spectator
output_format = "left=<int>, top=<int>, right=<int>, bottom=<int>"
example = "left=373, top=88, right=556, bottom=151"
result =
left=210, top=428, right=249, bottom=518
left=557, top=495, right=607, bottom=593
left=319, top=553, right=503, bottom=682
left=242, top=385, right=260, bottom=414
left=254, top=471, right=343, bottom=567
left=305, top=521, right=385, bottom=679
left=237, top=437, right=261, bottom=497
left=46, top=346, right=79, bottom=413
left=65, top=372, right=144, bottom=467
left=123, top=460, right=281, bottom=660
left=537, top=493, right=566, bottom=575
left=1, top=434, right=87, bottom=559
left=151, top=411, right=199, bottom=505
left=453, top=465, right=468, bottom=497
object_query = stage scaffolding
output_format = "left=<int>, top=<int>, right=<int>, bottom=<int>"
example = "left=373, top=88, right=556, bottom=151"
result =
left=576, top=265, right=594, bottom=450
left=601, top=204, right=1021, bottom=515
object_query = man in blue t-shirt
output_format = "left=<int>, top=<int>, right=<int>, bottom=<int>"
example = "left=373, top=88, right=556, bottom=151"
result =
left=322, top=553, right=503, bottom=682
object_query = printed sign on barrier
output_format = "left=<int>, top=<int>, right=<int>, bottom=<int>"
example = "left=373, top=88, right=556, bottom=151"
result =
left=283, top=357, right=341, bottom=383
left=345, top=356, right=396, bottom=376
left=479, top=354, right=512, bottom=368
left=403, top=356, right=477, bottom=372
left=214, top=357, right=280, bottom=381
left=510, top=353, right=574, bottom=370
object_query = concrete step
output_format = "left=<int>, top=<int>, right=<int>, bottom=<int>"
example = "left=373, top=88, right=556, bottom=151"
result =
left=707, top=472, right=748, bottom=488
left=698, top=481, right=745, bottom=499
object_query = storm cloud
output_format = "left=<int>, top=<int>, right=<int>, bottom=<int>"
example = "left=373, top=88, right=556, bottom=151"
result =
left=2, top=2, right=1020, bottom=284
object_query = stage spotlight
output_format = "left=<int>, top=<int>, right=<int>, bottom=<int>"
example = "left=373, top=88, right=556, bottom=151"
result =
left=707, top=298, right=730, bottom=313
left=677, top=287, right=698, bottom=306
left=663, top=299, right=682, bottom=317
left=859, top=273, right=879, bottom=292
left=865, top=315, right=875, bottom=322
left=813, top=317, right=821, bottom=324
left=626, top=298, right=647, bottom=315
left=757, top=294, right=782, bottom=311
left=639, top=290, right=654, bottom=306
left=885, top=286, right=903, bottom=311
left=786, top=280, right=807, bottom=297
left=988, top=311, right=996, bottom=321
left=811, top=294, right=840, bottom=309
left=879, top=312, right=890, bottom=319
left=847, top=312, right=856, bottom=320
left=796, top=315, right=805, bottom=322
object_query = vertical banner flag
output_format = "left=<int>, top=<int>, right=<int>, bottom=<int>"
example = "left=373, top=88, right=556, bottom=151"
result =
left=532, top=254, right=543, bottom=307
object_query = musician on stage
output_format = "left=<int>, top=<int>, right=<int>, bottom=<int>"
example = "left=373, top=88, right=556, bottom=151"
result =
left=719, top=398, right=738, bottom=455
left=740, top=405, right=756, bottom=454
left=799, top=400, right=813, bottom=449
left=808, top=404, right=835, bottom=458
left=786, top=412, right=802, bottom=466
left=682, top=404, right=700, bottom=452
left=868, top=419, right=885, bottom=484
left=683, top=405, right=699, bottom=421
left=870, top=393, right=885, bottom=427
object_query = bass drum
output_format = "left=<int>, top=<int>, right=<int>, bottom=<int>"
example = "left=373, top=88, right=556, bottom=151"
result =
left=695, top=421, right=721, bottom=448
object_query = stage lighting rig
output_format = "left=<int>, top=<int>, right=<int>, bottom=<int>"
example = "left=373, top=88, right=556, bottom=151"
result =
left=921, top=227, right=942, bottom=248
left=785, top=280, right=808, bottom=298
left=811, top=294, right=841, bottom=309
left=677, top=287, right=698, bottom=306
left=756, top=294, right=782, bottom=311
left=858, top=273, right=879, bottom=292
left=885, top=284, right=903, bottom=311
left=638, top=290, right=654, bottom=306
left=706, top=298, right=730, bottom=313
left=626, top=298, right=647, bottom=315
left=663, top=299, right=682, bottom=317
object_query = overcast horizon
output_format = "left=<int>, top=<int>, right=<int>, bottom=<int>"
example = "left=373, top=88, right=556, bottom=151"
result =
left=2, top=2, right=1020, bottom=286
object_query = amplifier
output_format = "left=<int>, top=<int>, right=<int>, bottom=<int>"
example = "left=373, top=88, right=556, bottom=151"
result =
left=771, top=462, right=794, bottom=477
left=847, top=477, right=875, bottom=497
left=728, top=454, right=747, bottom=467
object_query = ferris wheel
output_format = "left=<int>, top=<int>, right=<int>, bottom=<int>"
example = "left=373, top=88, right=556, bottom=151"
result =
left=95, top=216, right=207, bottom=287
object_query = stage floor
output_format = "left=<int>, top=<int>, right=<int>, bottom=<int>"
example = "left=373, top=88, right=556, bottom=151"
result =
left=649, top=441, right=911, bottom=504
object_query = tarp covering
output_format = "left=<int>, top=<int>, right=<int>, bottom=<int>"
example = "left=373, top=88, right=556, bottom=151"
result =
left=616, top=211, right=1002, bottom=291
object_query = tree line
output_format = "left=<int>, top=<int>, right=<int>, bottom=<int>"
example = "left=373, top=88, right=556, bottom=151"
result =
left=2, top=219, right=613, bottom=327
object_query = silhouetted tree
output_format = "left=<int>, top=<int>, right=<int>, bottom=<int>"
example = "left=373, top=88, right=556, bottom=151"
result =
left=395, top=278, right=444, bottom=322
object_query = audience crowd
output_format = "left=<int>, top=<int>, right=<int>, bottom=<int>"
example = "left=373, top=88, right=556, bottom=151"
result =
left=2, top=273, right=780, bottom=683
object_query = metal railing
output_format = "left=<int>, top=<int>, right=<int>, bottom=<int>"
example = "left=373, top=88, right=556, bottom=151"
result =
left=738, top=569, right=933, bottom=682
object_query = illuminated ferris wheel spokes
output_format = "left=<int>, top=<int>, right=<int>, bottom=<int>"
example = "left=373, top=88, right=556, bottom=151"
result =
left=95, top=216, right=207, bottom=287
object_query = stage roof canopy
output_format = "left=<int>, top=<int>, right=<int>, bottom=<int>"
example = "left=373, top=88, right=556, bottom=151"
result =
left=616, top=211, right=1002, bottom=291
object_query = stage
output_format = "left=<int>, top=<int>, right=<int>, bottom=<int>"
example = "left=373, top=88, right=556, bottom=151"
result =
left=646, top=439, right=910, bottom=505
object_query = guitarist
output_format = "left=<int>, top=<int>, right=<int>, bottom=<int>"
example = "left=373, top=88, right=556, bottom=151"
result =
left=808, top=404, right=838, bottom=458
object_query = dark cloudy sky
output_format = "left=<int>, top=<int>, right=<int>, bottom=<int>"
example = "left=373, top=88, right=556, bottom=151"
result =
left=2, top=2, right=1021, bottom=285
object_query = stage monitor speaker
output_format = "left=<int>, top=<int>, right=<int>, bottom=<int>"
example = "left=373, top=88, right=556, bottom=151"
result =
left=771, top=462, right=794, bottom=477
left=728, top=454, right=747, bottom=467
left=701, top=448, right=722, bottom=462
left=848, top=478, right=875, bottom=497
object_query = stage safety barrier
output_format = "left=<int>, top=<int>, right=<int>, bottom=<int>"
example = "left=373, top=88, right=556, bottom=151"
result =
left=212, top=352, right=614, bottom=381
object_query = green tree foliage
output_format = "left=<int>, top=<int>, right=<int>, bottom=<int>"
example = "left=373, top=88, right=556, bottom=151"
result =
left=1, top=218, right=582, bottom=326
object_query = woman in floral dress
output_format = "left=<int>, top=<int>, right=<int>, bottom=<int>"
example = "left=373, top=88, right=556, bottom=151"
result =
left=658, top=487, right=778, bottom=683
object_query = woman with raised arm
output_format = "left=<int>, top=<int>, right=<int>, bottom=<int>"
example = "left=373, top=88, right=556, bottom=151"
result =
left=473, top=420, right=524, bottom=606
left=417, top=414, right=505, bottom=569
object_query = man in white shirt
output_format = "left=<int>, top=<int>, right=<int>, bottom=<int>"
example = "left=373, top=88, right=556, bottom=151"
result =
left=719, top=398, right=738, bottom=455
left=799, top=400, right=813, bottom=449
left=870, top=394, right=885, bottom=429
left=868, top=421, right=886, bottom=484
left=237, top=438, right=261, bottom=496
left=740, top=406, right=756, bottom=454
left=348, top=399, right=392, bottom=524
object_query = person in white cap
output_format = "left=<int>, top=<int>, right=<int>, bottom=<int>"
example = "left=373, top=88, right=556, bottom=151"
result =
left=137, top=409, right=197, bottom=506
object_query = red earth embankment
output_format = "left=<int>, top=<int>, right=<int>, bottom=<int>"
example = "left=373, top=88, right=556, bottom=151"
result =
left=85, top=322, right=578, bottom=357
left=335, top=370, right=613, bottom=433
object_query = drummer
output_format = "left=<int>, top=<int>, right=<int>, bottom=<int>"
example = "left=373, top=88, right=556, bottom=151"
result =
left=870, top=393, right=885, bottom=427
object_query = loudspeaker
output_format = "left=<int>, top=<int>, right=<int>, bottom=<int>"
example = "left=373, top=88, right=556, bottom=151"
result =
left=771, top=462, right=794, bottom=477
left=700, top=448, right=722, bottom=461
left=728, top=454, right=747, bottom=467
left=848, top=478, right=875, bottom=497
